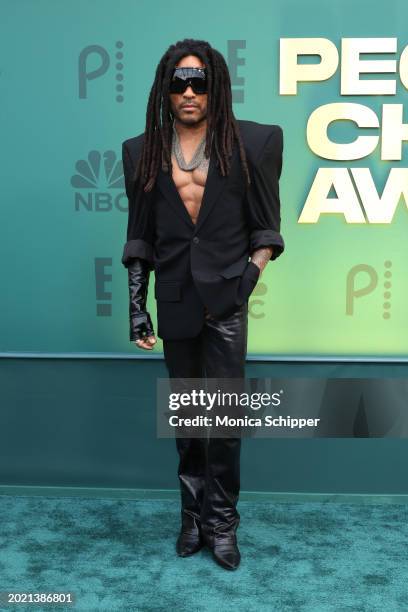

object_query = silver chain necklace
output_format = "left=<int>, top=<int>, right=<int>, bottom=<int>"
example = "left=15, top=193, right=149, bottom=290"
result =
left=171, top=119, right=210, bottom=173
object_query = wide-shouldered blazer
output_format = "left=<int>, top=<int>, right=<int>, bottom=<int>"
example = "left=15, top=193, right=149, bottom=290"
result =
left=121, top=119, right=285, bottom=341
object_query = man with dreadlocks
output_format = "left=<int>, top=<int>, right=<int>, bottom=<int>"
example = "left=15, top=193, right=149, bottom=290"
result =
left=121, top=39, right=285, bottom=570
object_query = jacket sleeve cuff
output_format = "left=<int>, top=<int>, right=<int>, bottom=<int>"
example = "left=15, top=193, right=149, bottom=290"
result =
left=250, top=229, right=285, bottom=261
left=121, top=239, right=154, bottom=268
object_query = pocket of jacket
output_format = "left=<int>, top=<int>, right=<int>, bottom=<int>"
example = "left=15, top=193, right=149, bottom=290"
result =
left=154, top=281, right=182, bottom=301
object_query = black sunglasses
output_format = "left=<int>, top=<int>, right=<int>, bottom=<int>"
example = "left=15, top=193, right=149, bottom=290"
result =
left=169, top=67, right=207, bottom=95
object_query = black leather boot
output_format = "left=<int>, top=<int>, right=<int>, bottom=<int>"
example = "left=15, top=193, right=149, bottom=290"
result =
left=200, top=436, right=242, bottom=570
left=175, top=436, right=207, bottom=557
left=162, top=342, right=208, bottom=558
left=209, top=529, right=241, bottom=570
left=176, top=511, right=204, bottom=557
left=199, top=304, right=247, bottom=570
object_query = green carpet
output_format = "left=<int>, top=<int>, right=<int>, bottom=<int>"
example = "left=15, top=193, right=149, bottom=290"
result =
left=0, top=495, right=407, bottom=611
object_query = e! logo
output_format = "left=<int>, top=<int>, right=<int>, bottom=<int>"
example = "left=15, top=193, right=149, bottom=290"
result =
left=228, top=40, right=246, bottom=103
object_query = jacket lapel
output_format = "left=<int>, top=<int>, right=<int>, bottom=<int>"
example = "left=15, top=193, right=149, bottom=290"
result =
left=155, top=139, right=233, bottom=232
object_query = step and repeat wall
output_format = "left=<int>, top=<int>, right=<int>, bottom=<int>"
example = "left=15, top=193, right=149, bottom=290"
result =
left=1, top=0, right=407, bottom=358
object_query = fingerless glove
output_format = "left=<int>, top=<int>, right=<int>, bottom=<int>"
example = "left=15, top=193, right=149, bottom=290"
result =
left=127, top=258, right=155, bottom=342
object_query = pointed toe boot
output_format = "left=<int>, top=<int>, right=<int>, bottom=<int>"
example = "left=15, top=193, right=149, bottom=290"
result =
left=211, top=532, right=241, bottom=570
left=174, top=436, right=207, bottom=557
left=176, top=516, right=204, bottom=557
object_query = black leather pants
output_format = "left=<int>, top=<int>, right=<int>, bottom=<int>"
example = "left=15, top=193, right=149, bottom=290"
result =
left=162, top=301, right=248, bottom=544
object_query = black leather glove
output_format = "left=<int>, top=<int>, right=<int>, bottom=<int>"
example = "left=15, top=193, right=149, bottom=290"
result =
left=127, top=257, right=155, bottom=342
left=237, top=260, right=261, bottom=305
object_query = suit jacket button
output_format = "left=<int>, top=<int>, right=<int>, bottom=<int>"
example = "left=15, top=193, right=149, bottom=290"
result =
left=193, top=236, right=200, bottom=244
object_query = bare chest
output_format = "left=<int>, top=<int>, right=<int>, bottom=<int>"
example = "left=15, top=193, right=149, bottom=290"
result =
left=171, top=152, right=209, bottom=225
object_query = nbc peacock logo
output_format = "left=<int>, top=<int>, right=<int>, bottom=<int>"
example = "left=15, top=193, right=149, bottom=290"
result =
left=70, top=150, right=126, bottom=211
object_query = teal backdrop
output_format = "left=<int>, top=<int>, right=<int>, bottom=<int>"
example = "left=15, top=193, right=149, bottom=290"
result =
left=1, top=0, right=407, bottom=358
left=1, top=0, right=408, bottom=495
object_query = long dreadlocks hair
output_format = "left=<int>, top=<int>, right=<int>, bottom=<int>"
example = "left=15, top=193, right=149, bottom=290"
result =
left=134, top=38, right=251, bottom=193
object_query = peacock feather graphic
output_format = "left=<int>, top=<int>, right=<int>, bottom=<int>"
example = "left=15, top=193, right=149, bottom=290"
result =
left=70, top=150, right=124, bottom=189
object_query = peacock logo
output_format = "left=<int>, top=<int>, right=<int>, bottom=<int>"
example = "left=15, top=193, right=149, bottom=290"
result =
left=71, top=150, right=126, bottom=211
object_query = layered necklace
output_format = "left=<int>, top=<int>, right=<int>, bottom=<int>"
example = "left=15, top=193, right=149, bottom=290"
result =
left=171, top=119, right=211, bottom=173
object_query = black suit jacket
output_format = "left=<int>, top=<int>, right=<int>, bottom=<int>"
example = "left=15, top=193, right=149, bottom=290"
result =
left=121, top=119, right=285, bottom=340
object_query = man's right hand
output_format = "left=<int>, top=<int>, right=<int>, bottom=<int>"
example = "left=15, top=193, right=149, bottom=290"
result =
left=135, top=335, right=157, bottom=350
left=130, top=310, right=156, bottom=349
